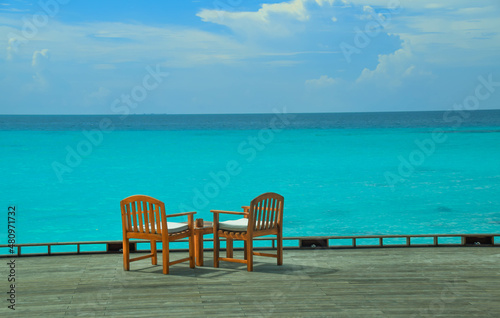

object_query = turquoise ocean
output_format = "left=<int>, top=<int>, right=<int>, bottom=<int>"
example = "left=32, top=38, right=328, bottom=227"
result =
left=1, top=111, right=500, bottom=249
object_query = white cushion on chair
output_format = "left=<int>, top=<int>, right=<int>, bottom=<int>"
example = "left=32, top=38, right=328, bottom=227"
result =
left=166, top=222, right=188, bottom=233
left=219, top=218, right=248, bottom=231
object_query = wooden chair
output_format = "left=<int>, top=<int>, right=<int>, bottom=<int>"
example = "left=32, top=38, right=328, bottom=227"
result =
left=212, top=192, right=284, bottom=271
left=120, top=195, right=195, bottom=274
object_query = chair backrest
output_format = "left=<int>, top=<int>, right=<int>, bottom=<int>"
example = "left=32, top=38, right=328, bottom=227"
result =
left=121, top=195, right=166, bottom=235
left=249, top=192, right=284, bottom=231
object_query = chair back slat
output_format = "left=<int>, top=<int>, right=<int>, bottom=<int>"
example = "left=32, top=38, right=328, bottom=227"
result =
left=261, top=197, right=270, bottom=230
left=155, top=205, right=161, bottom=234
left=142, top=201, right=150, bottom=233
left=274, top=200, right=281, bottom=226
left=267, top=197, right=277, bottom=229
left=131, top=201, right=139, bottom=232
left=147, top=202, right=153, bottom=233
left=121, top=195, right=166, bottom=234
left=137, top=201, right=145, bottom=233
left=260, top=199, right=268, bottom=230
left=255, top=200, right=263, bottom=230
left=250, top=193, right=284, bottom=231
left=125, top=204, right=132, bottom=232
left=150, top=202, right=156, bottom=233
left=149, top=203, right=155, bottom=234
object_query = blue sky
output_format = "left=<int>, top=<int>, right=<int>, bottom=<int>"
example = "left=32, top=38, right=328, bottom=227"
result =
left=1, top=0, right=499, bottom=114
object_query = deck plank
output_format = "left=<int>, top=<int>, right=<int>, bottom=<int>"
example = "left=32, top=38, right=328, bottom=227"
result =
left=1, top=247, right=499, bottom=317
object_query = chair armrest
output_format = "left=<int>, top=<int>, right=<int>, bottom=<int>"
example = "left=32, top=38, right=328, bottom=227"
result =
left=210, top=210, right=248, bottom=216
left=166, top=211, right=196, bottom=218
left=241, top=206, right=250, bottom=218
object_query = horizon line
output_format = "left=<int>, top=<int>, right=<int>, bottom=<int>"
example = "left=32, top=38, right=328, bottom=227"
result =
left=2, top=109, right=500, bottom=116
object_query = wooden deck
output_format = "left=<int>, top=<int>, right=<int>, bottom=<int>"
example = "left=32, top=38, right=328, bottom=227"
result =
left=2, top=247, right=500, bottom=317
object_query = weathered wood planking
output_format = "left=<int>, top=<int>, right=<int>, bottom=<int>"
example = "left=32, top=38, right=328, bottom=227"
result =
left=1, top=247, right=499, bottom=317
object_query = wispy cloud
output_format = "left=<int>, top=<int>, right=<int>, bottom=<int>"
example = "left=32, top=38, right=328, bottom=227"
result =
left=0, top=0, right=30, bottom=12
left=260, top=51, right=339, bottom=56
left=0, top=7, right=29, bottom=12
left=1, top=18, right=250, bottom=67
left=305, top=75, right=338, bottom=87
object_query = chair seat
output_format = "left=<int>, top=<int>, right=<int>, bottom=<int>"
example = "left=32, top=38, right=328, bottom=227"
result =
left=152, top=222, right=189, bottom=234
left=219, top=218, right=248, bottom=231
left=166, top=222, right=189, bottom=233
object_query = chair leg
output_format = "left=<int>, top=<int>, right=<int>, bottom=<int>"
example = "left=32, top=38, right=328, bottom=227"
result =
left=189, top=233, right=195, bottom=269
left=226, top=238, right=233, bottom=258
left=277, top=233, right=283, bottom=266
left=151, top=240, right=157, bottom=265
left=214, top=232, right=220, bottom=268
left=162, top=241, right=169, bottom=275
left=243, top=241, right=247, bottom=260
left=246, top=239, right=253, bottom=272
left=123, top=238, right=130, bottom=271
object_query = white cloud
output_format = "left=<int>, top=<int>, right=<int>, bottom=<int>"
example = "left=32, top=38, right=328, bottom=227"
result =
left=198, top=0, right=310, bottom=24
left=197, top=0, right=314, bottom=37
left=345, top=0, right=500, bottom=88
left=31, top=49, right=51, bottom=90
left=400, top=13, right=500, bottom=61
left=362, top=5, right=373, bottom=13
left=345, top=0, right=500, bottom=64
left=306, top=75, right=338, bottom=87
left=6, top=37, right=17, bottom=60
left=314, top=0, right=335, bottom=5
left=261, top=0, right=310, bottom=21
left=32, top=49, right=50, bottom=69
left=356, top=42, right=411, bottom=86
left=424, top=3, right=446, bottom=9
left=355, top=41, right=433, bottom=87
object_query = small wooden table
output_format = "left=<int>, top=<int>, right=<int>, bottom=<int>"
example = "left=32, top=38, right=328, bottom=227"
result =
left=194, top=220, right=213, bottom=266
left=192, top=207, right=248, bottom=266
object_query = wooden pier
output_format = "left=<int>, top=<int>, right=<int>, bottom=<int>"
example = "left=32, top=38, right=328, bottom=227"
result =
left=1, top=247, right=499, bottom=317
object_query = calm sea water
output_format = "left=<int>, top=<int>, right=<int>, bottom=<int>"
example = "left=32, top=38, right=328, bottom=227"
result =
left=1, top=111, right=500, bottom=247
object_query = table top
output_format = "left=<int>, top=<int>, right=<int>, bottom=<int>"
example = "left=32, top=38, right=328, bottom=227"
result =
left=195, top=221, right=213, bottom=230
